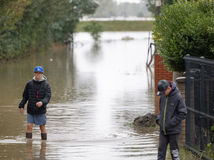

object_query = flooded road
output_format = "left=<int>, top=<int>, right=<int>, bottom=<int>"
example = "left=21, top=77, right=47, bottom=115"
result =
left=0, top=32, right=158, bottom=159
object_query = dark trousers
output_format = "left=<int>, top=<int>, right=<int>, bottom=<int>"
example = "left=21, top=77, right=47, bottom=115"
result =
left=157, top=132, right=180, bottom=160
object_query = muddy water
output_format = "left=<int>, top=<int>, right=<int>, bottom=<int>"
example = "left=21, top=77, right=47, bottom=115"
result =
left=0, top=32, right=158, bottom=160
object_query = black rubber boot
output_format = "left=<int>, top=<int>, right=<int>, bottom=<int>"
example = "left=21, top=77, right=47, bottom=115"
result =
left=26, top=132, right=32, bottom=139
left=41, top=133, right=47, bottom=140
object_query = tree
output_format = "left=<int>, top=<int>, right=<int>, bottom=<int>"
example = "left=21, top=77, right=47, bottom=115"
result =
left=52, top=0, right=98, bottom=43
left=145, top=0, right=156, bottom=15
left=84, top=21, right=102, bottom=41
left=0, top=0, right=98, bottom=60
left=0, top=0, right=31, bottom=32
left=0, top=0, right=31, bottom=59
left=153, top=0, right=214, bottom=72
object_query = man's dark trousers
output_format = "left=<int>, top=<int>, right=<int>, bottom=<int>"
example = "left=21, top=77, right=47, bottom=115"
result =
left=158, top=131, right=180, bottom=160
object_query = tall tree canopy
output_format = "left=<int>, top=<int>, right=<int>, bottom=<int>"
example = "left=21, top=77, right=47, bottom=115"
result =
left=0, top=0, right=98, bottom=60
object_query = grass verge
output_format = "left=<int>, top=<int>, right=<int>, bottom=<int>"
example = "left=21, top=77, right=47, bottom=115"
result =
left=166, top=145, right=200, bottom=160
left=75, top=20, right=154, bottom=32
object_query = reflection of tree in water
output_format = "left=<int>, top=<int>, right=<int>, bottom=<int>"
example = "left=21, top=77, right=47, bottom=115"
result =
left=65, top=45, right=75, bottom=91
left=91, top=42, right=101, bottom=54
left=85, top=42, right=103, bottom=64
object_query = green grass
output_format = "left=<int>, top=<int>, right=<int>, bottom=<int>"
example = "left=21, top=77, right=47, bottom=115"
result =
left=166, top=145, right=200, bottom=160
left=75, top=20, right=154, bottom=32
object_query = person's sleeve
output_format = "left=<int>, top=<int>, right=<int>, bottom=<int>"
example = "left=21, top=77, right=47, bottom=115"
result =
left=156, top=97, right=161, bottom=125
left=19, top=83, right=29, bottom=109
left=41, top=83, right=51, bottom=107
left=170, top=96, right=187, bottom=127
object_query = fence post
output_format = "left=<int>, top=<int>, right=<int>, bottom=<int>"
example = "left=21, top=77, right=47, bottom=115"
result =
left=176, top=77, right=186, bottom=144
left=199, top=57, right=207, bottom=151
left=185, top=54, right=191, bottom=146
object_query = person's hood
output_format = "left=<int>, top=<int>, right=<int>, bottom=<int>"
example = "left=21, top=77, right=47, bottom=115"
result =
left=170, top=81, right=176, bottom=90
left=33, top=75, right=47, bottom=82
left=168, top=81, right=177, bottom=96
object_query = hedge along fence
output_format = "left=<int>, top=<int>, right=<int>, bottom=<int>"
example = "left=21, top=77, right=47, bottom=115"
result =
left=152, top=0, right=214, bottom=72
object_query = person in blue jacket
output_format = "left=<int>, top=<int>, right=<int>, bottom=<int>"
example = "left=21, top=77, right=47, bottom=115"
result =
left=19, top=66, right=51, bottom=140
left=156, top=80, right=187, bottom=160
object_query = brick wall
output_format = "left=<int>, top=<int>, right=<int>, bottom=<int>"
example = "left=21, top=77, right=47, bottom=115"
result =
left=155, top=54, right=173, bottom=115
left=155, top=54, right=186, bottom=144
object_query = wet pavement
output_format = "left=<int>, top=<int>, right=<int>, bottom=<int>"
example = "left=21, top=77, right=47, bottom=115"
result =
left=0, top=32, right=158, bottom=160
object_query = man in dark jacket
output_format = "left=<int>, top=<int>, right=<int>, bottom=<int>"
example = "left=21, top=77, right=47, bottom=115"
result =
left=156, top=80, right=187, bottom=160
left=19, top=66, right=51, bottom=140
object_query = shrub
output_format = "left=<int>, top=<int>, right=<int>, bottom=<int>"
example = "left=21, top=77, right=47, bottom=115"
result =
left=84, top=21, right=102, bottom=41
left=153, top=0, right=214, bottom=72
left=207, top=125, right=214, bottom=159
left=0, top=0, right=98, bottom=60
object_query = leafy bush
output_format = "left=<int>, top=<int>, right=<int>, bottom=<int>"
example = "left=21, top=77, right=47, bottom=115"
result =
left=153, top=0, right=214, bottom=72
left=84, top=21, right=102, bottom=41
left=207, top=125, right=214, bottom=159
left=0, top=0, right=98, bottom=60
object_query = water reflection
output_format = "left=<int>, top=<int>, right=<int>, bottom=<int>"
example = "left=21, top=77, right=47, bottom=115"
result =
left=146, top=66, right=154, bottom=90
left=0, top=32, right=157, bottom=159
left=26, top=140, right=46, bottom=160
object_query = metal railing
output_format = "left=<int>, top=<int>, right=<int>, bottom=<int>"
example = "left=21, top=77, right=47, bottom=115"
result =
left=184, top=54, right=214, bottom=159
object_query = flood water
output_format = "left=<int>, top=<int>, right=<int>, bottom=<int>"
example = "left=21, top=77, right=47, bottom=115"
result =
left=0, top=32, right=158, bottom=160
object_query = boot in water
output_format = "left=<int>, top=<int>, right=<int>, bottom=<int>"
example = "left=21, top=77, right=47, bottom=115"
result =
left=41, top=133, right=47, bottom=140
left=26, top=132, right=32, bottom=139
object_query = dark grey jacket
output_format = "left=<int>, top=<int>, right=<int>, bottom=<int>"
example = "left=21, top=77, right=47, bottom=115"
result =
left=156, top=82, right=187, bottom=135
left=19, top=77, right=51, bottom=115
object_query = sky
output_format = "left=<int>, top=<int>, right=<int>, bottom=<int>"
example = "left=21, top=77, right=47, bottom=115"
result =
left=114, top=0, right=141, bottom=4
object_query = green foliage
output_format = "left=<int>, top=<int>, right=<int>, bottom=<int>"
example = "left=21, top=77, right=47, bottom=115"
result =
left=0, top=0, right=31, bottom=31
left=166, top=145, right=200, bottom=160
left=51, top=0, right=98, bottom=43
left=207, top=124, right=214, bottom=159
left=146, top=0, right=156, bottom=15
left=0, top=0, right=32, bottom=59
left=84, top=21, right=102, bottom=41
left=0, top=0, right=98, bottom=60
left=145, top=0, right=175, bottom=15
left=153, top=0, right=214, bottom=72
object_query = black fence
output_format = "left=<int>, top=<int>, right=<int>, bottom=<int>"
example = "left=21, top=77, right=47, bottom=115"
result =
left=184, top=55, right=214, bottom=159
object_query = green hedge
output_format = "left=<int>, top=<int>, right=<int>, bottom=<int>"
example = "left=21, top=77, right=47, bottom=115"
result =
left=153, top=0, right=214, bottom=72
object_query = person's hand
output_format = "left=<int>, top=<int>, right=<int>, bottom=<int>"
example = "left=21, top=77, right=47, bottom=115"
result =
left=20, top=108, right=24, bottom=114
left=36, top=101, right=43, bottom=107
